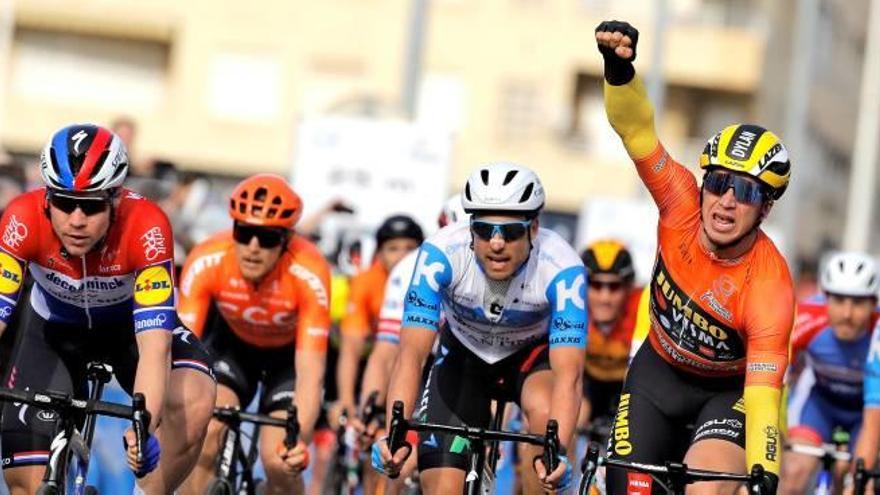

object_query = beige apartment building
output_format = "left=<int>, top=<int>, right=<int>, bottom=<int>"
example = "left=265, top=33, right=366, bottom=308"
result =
left=0, top=0, right=770, bottom=212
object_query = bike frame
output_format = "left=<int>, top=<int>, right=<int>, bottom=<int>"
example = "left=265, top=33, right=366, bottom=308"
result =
left=387, top=400, right=557, bottom=495
left=212, top=405, right=299, bottom=494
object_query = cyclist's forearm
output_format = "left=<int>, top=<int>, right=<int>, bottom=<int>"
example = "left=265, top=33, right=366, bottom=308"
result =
left=337, top=333, right=366, bottom=407
left=295, top=350, right=326, bottom=442
left=134, top=331, right=172, bottom=432
left=604, top=75, right=659, bottom=160
left=358, top=341, right=398, bottom=408
left=0, top=320, right=6, bottom=341
left=854, top=408, right=880, bottom=469
left=385, top=333, right=431, bottom=428
left=744, top=385, right=782, bottom=475
left=549, top=365, right=582, bottom=448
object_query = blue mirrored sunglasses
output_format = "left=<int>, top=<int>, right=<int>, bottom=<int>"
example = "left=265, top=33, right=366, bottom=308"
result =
left=470, top=220, right=532, bottom=241
left=702, top=171, right=766, bottom=205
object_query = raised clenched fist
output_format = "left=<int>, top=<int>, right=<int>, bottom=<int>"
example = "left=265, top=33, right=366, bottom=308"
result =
left=595, top=20, right=640, bottom=62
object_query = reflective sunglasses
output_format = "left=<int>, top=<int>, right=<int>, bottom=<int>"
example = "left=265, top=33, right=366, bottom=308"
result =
left=232, top=223, right=287, bottom=248
left=702, top=171, right=766, bottom=205
left=48, top=193, right=111, bottom=216
left=588, top=279, right=625, bottom=292
left=470, top=220, right=532, bottom=242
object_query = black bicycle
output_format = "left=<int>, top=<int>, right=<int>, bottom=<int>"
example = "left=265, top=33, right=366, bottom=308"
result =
left=0, top=361, right=149, bottom=495
left=205, top=403, right=299, bottom=495
left=579, top=443, right=771, bottom=495
left=325, top=391, right=385, bottom=495
left=853, top=458, right=880, bottom=495
left=386, top=399, right=561, bottom=495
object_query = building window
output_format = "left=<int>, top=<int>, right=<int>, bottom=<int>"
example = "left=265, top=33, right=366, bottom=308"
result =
left=497, top=79, right=541, bottom=142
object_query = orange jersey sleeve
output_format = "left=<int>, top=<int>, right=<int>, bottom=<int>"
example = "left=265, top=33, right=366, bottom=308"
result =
left=340, top=261, right=386, bottom=338
left=288, top=236, right=332, bottom=352
left=177, top=240, right=226, bottom=337
left=634, top=144, right=702, bottom=231
left=742, top=257, right=795, bottom=388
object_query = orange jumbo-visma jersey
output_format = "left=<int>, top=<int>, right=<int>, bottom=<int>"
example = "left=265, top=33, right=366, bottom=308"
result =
left=635, top=144, right=795, bottom=389
left=340, top=260, right=388, bottom=338
left=177, top=231, right=331, bottom=351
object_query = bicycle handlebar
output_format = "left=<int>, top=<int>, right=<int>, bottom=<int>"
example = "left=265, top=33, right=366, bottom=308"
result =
left=0, top=387, right=139, bottom=420
left=786, top=442, right=852, bottom=462
left=212, top=404, right=300, bottom=449
left=386, top=400, right=559, bottom=478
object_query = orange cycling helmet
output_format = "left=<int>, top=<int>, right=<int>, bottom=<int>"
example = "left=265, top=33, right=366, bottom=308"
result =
left=229, top=174, right=303, bottom=228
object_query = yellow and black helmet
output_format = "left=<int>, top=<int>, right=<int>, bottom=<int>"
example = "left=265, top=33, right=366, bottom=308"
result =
left=581, top=239, right=635, bottom=283
left=699, top=124, right=791, bottom=200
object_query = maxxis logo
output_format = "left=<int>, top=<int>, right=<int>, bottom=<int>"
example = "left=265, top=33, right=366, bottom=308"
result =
left=2, top=216, right=27, bottom=249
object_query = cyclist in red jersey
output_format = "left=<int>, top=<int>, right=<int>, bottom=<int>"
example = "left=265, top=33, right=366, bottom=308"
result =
left=0, top=124, right=216, bottom=494
left=596, top=21, right=794, bottom=494
left=177, top=174, right=330, bottom=494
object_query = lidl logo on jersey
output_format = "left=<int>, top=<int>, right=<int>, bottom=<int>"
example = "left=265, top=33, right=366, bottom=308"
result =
left=0, top=252, right=23, bottom=295
left=134, top=265, right=173, bottom=306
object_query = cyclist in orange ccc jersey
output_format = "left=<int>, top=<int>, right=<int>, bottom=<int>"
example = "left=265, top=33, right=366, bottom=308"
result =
left=596, top=21, right=794, bottom=494
left=177, top=174, right=331, bottom=494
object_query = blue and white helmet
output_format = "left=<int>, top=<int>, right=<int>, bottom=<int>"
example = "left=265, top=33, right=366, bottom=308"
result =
left=40, top=124, right=129, bottom=193
left=820, top=251, right=880, bottom=298
left=462, top=163, right=545, bottom=217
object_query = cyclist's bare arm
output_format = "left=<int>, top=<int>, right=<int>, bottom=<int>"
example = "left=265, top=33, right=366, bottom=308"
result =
left=548, top=345, right=584, bottom=448
left=337, top=332, right=367, bottom=412
left=359, top=340, right=398, bottom=412
left=294, top=349, right=325, bottom=442
left=385, top=326, right=435, bottom=427
left=855, top=408, right=880, bottom=469
left=134, top=330, right=172, bottom=431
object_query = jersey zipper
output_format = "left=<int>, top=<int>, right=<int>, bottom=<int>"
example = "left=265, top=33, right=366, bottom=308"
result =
left=81, top=255, right=93, bottom=329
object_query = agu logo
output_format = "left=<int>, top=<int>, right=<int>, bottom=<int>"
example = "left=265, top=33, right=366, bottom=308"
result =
left=0, top=253, right=23, bottom=295
left=134, top=265, right=173, bottom=306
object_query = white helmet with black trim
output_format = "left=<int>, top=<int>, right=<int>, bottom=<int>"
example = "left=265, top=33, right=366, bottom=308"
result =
left=439, top=194, right=469, bottom=227
left=820, top=251, right=880, bottom=298
left=461, top=163, right=545, bottom=217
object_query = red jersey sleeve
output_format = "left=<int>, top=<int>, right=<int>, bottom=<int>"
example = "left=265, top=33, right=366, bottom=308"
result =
left=0, top=192, right=42, bottom=323
left=125, top=196, right=177, bottom=333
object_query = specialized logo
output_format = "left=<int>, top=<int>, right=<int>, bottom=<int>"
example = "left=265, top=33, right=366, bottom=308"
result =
left=134, top=265, right=173, bottom=306
left=290, top=263, right=329, bottom=308
left=650, top=258, right=744, bottom=362
left=2, top=216, right=27, bottom=249
left=612, top=393, right=633, bottom=456
left=0, top=252, right=23, bottom=295
left=141, top=227, right=167, bottom=262
left=413, top=250, right=445, bottom=292
left=71, top=130, right=88, bottom=153
left=555, top=273, right=585, bottom=312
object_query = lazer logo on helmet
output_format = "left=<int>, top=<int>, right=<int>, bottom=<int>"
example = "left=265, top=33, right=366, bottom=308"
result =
left=650, top=258, right=744, bottom=362
left=0, top=253, right=23, bottom=295
left=134, top=265, right=173, bottom=306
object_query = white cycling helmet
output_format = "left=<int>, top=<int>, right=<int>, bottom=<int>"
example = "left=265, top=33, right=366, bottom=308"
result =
left=461, top=163, right=545, bottom=217
left=439, top=194, right=469, bottom=227
left=40, top=124, right=128, bottom=193
left=820, top=251, right=880, bottom=298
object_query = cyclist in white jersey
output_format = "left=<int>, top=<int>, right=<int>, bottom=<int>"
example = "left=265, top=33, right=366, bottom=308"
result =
left=374, top=164, right=587, bottom=494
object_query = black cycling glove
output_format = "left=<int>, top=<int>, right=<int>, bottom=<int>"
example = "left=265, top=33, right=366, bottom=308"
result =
left=595, top=20, right=639, bottom=86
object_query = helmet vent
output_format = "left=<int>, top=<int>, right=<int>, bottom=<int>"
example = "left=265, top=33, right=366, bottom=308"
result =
left=280, top=209, right=295, bottom=219
left=502, top=170, right=518, bottom=185
left=464, top=182, right=472, bottom=201
left=856, top=262, right=865, bottom=275
left=480, top=169, right=490, bottom=185
left=519, top=183, right=534, bottom=203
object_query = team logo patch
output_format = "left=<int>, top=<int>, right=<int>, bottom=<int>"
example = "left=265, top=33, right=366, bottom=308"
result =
left=0, top=252, right=23, bottom=295
left=141, top=227, right=168, bottom=262
left=2, top=216, right=27, bottom=249
left=134, top=265, right=173, bottom=306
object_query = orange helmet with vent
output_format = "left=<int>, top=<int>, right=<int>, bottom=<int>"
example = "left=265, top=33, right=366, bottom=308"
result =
left=228, top=174, right=303, bottom=229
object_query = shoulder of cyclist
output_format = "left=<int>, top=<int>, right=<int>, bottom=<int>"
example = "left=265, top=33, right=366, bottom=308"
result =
left=0, top=189, right=46, bottom=259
